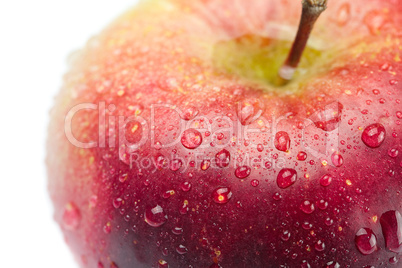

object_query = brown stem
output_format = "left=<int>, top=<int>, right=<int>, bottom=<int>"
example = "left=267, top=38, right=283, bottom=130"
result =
left=278, top=0, right=328, bottom=84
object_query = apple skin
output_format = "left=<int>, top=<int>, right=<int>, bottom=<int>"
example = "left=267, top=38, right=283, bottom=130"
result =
left=47, top=0, right=402, bottom=267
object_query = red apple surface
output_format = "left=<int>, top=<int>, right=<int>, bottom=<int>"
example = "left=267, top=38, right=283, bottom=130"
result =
left=47, top=0, right=402, bottom=267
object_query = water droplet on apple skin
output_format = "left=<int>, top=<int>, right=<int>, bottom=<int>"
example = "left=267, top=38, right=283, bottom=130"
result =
left=311, top=102, right=343, bottom=132
left=277, top=168, right=297, bottom=189
left=235, top=165, right=251, bottom=179
left=320, top=174, right=333, bottom=187
left=181, top=128, right=203, bottom=149
left=380, top=210, right=402, bottom=253
left=215, top=149, right=231, bottom=168
left=144, top=205, right=168, bottom=227
left=176, top=245, right=188, bottom=254
left=355, top=228, right=377, bottom=255
left=300, top=201, right=315, bottom=214
left=62, top=202, right=81, bottom=230
left=331, top=152, right=344, bottom=167
left=237, top=99, right=264, bottom=125
left=212, top=187, right=232, bottom=204
left=274, top=131, right=291, bottom=152
left=361, top=123, right=386, bottom=148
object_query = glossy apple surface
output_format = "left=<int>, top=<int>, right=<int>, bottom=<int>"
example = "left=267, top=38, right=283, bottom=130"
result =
left=47, top=0, right=402, bottom=267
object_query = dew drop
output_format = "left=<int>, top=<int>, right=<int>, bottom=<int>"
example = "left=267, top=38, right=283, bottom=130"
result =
left=297, top=151, right=307, bottom=161
left=172, top=226, right=183, bottom=235
left=326, top=261, right=340, bottom=268
left=317, top=199, right=328, bottom=210
left=180, top=181, right=191, bottom=192
left=336, top=3, right=350, bottom=26
left=380, top=210, right=402, bottom=253
left=181, top=129, right=202, bottom=149
left=361, top=123, right=386, bottom=148
left=315, top=240, right=325, bottom=251
left=355, top=228, right=377, bottom=255
left=300, top=200, right=315, bottom=214
left=212, top=187, right=232, bottom=204
left=113, top=198, right=123, bottom=209
left=62, top=202, right=81, bottom=230
left=235, top=166, right=251, bottom=179
left=170, top=159, right=183, bottom=171
left=215, top=149, right=231, bottom=168
left=396, top=111, right=402, bottom=119
left=301, top=260, right=311, bottom=268
left=320, top=174, right=333, bottom=187
left=388, top=148, right=399, bottom=158
left=176, top=245, right=188, bottom=255
left=158, top=259, right=169, bottom=268
left=281, top=230, right=291, bottom=241
left=389, top=256, right=398, bottom=264
left=257, top=144, right=264, bottom=152
left=273, top=192, right=282, bottom=201
left=311, top=102, right=343, bottom=131
left=364, top=10, right=386, bottom=35
left=237, top=99, right=264, bottom=125
left=250, top=179, right=259, bottom=187
left=144, top=205, right=167, bottom=227
left=103, top=222, right=112, bottom=234
left=180, top=106, right=199, bottom=120
left=331, top=152, right=344, bottom=167
left=201, top=159, right=211, bottom=170
left=274, top=131, right=291, bottom=152
left=162, top=190, right=175, bottom=199
left=277, top=168, right=297, bottom=189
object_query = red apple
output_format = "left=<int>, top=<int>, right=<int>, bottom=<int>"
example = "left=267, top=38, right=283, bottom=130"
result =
left=47, top=0, right=402, bottom=267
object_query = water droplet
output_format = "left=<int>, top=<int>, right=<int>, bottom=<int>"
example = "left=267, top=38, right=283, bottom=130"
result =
left=181, top=129, right=202, bottom=149
left=212, top=187, right=232, bottom=204
left=311, top=102, right=343, bottom=131
left=179, top=200, right=189, bottom=215
left=300, top=200, right=315, bottom=214
left=281, top=230, right=291, bottom=241
left=235, top=166, right=251, bottom=179
left=162, top=190, right=175, bottom=199
left=320, top=174, right=333, bottom=187
left=325, top=217, right=334, bottom=226
left=317, top=199, right=328, bottom=210
left=315, top=240, right=325, bottom=251
left=201, top=159, right=211, bottom=170
left=250, top=179, right=259, bottom=187
left=274, top=131, right=291, bottom=152
left=389, top=256, right=398, bottom=264
left=103, top=222, right=111, bottom=234
left=277, top=168, right=297, bottom=189
left=170, top=159, right=183, bottom=171
left=364, top=10, right=386, bottom=35
left=302, top=221, right=313, bottom=230
left=297, top=151, right=307, bottom=161
left=215, top=149, right=231, bottom=168
left=144, top=205, right=167, bottom=227
left=237, top=99, right=264, bottom=125
left=361, top=123, right=386, bottom=148
left=154, top=154, right=168, bottom=170
left=158, top=259, right=169, bottom=268
left=331, top=152, right=344, bottom=167
left=380, top=210, right=402, bottom=253
left=172, top=226, right=183, bottom=235
left=396, top=111, right=402, bottom=119
left=181, top=106, right=199, bottom=120
left=326, top=261, right=340, bottom=268
left=372, top=89, right=380, bottom=95
left=301, top=260, right=311, bottom=268
left=388, top=148, right=399, bottom=158
left=181, top=182, right=191, bottom=192
left=355, top=228, right=377, bottom=255
left=336, top=3, right=351, bottom=26
left=176, top=245, right=188, bottom=254
left=273, top=192, right=282, bottom=201
left=113, top=198, right=123, bottom=209
left=62, top=202, right=81, bottom=230
left=257, top=144, right=264, bottom=152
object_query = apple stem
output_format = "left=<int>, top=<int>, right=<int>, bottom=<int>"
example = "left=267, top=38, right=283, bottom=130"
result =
left=278, top=0, right=328, bottom=84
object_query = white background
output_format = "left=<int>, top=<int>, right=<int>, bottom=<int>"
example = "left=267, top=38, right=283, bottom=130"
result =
left=0, top=1, right=139, bottom=267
